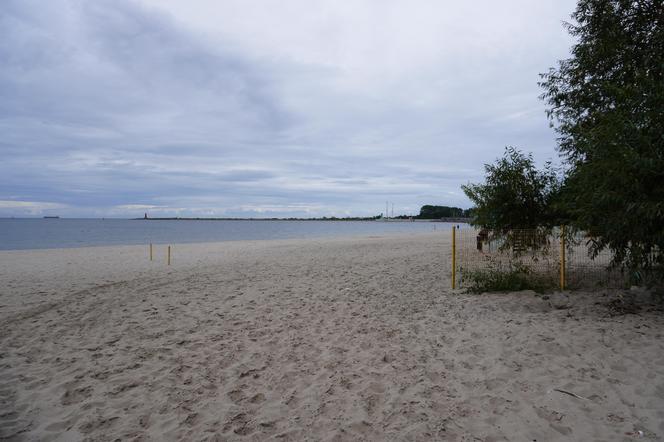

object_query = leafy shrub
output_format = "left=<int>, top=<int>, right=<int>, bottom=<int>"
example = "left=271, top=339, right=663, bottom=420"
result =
left=461, top=147, right=563, bottom=233
left=463, top=261, right=552, bottom=293
left=540, top=0, right=664, bottom=284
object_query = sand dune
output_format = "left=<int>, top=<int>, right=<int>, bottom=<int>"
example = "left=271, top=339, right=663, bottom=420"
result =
left=1, top=233, right=663, bottom=440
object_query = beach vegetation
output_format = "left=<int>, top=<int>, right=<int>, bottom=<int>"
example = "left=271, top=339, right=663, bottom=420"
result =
left=462, top=0, right=663, bottom=287
left=540, top=0, right=664, bottom=284
left=461, top=146, right=563, bottom=233
left=463, top=260, right=552, bottom=293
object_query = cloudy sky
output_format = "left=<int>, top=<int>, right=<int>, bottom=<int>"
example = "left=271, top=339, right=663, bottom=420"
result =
left=1, top=0, right=576, bottom=218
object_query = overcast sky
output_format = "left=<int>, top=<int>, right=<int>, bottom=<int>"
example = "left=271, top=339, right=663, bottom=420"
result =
left=1, top=0, right=577, bottom=218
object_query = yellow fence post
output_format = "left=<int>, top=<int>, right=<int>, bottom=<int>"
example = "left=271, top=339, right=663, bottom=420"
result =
left=452, top=226, right=456, bottom=289
left=149, top=243, right=153, bottom=261
left=560, top=225, right=566, bottom=290
left=167, top=245, right=171, bottom=266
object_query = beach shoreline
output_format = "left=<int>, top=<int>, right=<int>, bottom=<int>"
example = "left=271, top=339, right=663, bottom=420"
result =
left=1, top=232, right=663, bottom=440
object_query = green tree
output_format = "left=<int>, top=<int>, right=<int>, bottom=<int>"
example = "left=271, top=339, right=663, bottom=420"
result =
left=462, top=147, right=562, bottom=232
left=417, top=205, right=464, bottom=219
left=539, top=0, right=664, bottom=280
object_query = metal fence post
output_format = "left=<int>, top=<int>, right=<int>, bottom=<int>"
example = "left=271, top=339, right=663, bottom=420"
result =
left=168, top=245, right=171, bottom=266
left=560, top=225, right=566, bottom=290
left=452, top=226, right=456, bottom=289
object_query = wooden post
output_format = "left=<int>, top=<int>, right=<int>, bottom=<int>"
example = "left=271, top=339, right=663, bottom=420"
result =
left=167, top=245, right=171, bottom=266
left=149, top=243, right=153, bottom=261
left=560, top=225, right=566, bottom=290
left=452, top=226, right=456, bottom=289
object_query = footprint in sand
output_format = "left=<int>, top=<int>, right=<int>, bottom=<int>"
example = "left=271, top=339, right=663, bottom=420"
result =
left=227, top=388, right=245, bottom=404
left=248, top=392, right=266, bottom=404
left=61, top=385, right=93, bottom=405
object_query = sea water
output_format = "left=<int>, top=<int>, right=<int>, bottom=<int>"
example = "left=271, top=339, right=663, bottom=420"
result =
left=0, top=218, right=463, bottom=250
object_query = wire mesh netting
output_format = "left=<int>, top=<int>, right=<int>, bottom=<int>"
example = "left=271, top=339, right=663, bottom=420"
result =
left=454, top=226, right=630, bottom=290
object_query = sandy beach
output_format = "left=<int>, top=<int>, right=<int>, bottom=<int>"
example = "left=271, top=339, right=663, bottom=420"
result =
left=1, top=232, right=663, bottom=441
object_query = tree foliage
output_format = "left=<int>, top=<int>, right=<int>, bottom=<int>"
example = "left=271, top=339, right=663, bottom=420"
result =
left=417, top=205, right=465, bottom=219
left=539, top=0, right=664, bottom=278
left=462, top=147, right=562, bottom=232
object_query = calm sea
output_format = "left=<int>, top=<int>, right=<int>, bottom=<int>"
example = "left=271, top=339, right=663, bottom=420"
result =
left=0, top=219, right=461, bottom=251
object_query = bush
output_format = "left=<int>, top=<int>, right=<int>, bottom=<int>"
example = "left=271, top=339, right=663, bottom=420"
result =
left=463, top=261, right=552, bottom=293
left=461, top=147, right=563, bottom=233
left=540, top=0, right=664, bottom=284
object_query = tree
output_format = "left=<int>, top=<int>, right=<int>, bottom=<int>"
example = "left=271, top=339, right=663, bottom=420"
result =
left=462, top=147, right=562, bottom=232
left=417, top=205, right=464, bottom=219
left=539, top=0, right=664, bottom=279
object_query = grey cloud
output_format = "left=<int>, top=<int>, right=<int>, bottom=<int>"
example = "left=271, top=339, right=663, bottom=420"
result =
left=217, top=170, right=276, bottom=182
left=0, top=0, right=577, bottom=218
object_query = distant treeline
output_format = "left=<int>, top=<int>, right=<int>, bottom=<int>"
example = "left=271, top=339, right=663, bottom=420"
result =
left=138, top=205, right=473, bottom=222
left=414, top=205, right=473, bottom=219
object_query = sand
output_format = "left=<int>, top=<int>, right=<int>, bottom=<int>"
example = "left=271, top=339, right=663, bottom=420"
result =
left=1, top=232, right=663, bottom=441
